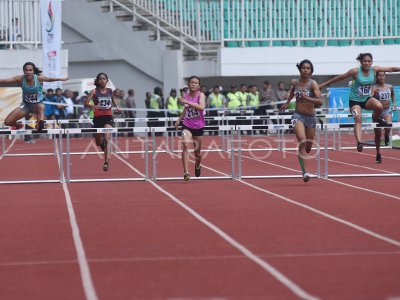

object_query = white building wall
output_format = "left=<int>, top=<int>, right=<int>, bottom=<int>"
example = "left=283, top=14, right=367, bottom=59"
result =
left=0, top=49, right=68, bottom=79
left=218, top=45, right=400, bottom=77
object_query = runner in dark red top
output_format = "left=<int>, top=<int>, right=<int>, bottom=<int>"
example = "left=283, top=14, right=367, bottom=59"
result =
left=85, top=73, right=119, bottom=171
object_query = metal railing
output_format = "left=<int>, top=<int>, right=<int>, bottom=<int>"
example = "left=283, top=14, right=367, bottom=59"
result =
left=2, top=0, right=399, bottom=52
left=129, top=0, right=400, bottom=49
left=0, top=0, right=41, bottom=49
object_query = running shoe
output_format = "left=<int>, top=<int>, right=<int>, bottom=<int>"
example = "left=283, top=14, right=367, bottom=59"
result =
left=384, top=134, right=390, bottom=146
left=357, top=142, right=363, bottom=152
left=303, top=172, right=311, bottom=183
left=37, top=120, right=45, bottom=132
left=183, top=172, right=190, bottom=182
left=195, top=164, right=201, bottom=177
left=103, top=161, right=109, bottom=172
left=377, top=118, right=388, bottom=126
left=376, top=153, right=382, bottom=164
left=15, top=122, right=24, bottom=130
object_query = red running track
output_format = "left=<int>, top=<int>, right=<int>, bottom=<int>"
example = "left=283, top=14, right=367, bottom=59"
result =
left=0, top=135, right=399, bottom=299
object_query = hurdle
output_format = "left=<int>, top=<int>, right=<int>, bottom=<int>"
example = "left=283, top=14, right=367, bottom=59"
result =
left=0, top=129, right=64, bottom=184
left=150, top=125, right=237, bottom=181
left=235, top=124, right=322, bottom=180
left=321, top=122, right=400, bottom=178
left=64, top=127, right=150, bottom=183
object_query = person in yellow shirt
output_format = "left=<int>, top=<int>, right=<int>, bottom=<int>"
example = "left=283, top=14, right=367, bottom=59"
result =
left=207, top=85, right=225, bottom=135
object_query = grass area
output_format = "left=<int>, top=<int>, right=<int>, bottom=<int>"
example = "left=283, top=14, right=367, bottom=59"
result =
left=392, top=140, right=400, bottom=148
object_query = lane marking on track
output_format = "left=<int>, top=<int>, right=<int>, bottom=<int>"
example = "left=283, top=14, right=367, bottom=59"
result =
left=2, top=250, right=400, bottom=267
left=325, top=178, right=400, bottom=201
left=340, top=148, right=400, bottom=162
left=114, top=154, right=319, bottom=300
left=272, top=150, right=400, bottom=201
left=326, top=158, right=395, bottom=174
left=56, top=143, right=99, bottom=300
left=154, top=145, right=400, bottom=248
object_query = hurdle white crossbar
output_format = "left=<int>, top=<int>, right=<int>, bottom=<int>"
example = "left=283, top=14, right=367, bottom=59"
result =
left=64, top=127, right=149, bottom=183
left=0, top=129, right=64, bottom=184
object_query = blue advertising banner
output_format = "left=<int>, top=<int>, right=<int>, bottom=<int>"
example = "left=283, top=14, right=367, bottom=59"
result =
left=328, top=87, right=399, bottom=123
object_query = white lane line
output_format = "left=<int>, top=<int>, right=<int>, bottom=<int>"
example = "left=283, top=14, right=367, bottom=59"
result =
left=240, top=179, right=400, bottom=248
left=56, top=143, right=99, bottom=300
left=170, top=147, right=400, bottom=248
left=114, top=154, right=319, bottom=300
left=327, top=158, right=396, bottom=174
left=2, top=250, right=400, bottom=267
left=325, top=178, right=400, bottom=201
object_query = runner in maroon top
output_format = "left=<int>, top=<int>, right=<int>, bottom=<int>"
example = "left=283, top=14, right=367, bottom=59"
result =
left=85, top=73, right=119, bottom=171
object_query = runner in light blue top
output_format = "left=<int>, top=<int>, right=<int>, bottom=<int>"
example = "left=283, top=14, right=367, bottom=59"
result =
left=319, top=53, right=400, bottom=152
left=0, top=62, right=68, bottom=131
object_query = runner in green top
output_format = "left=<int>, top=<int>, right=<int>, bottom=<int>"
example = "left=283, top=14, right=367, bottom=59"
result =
left=319, top=53, right=400, bottom=152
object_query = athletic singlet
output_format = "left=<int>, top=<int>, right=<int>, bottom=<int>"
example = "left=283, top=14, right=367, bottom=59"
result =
left=374, top=84, right=392, bottom=103
left=293, top=79, right=316, bottom=115
left=182, top=91, right=205, bottom=129
left=21, top=74, right=43, bottom=104
left=349, top=67, right=375, bottom=102
left=93, top=88, right=113, bottom=117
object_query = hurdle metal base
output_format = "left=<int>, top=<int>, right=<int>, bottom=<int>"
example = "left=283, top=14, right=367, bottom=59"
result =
left=0, top=179, right=61, bottom=184
left=4, top=153, right=56, bottom=157
left=327, top=173, right=400, bottom=178
left=154, top=176, right=234, bottom=181
left=240, top=174, right=317, bottom=179
left=67, top=178, right=147, bottom=183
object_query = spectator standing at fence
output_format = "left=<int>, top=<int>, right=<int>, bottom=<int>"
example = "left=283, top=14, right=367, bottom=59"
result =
left=55, top=88, right=67, bottom=120
left=260, top=81, right=276, bottom=110
left=226, top=84, right=242, bottom=109
left=10, top=18, right=22, bottom=49
left=0, top=62, right=67, bottom=131
left=44, top=88, right=58, bottom=126
left=149, top=87, right=165, bottom=136
left=237, top=84, right=249, bottom=108
left=201, top=85, right=210, bottom=98
left=125, top=89, right=136, bottom=135
left=372, top=71, right=396, bottom=163
left=319, top=53, right=400, bottom=152
left=174, top=76, right=206, bottom=182
left=276, top=82, right=288, bottom=109
left=207, top=85, right=225, bottom=135
left=280, top=59, right=322, bottom=183
left=84, top=72, right=119, bottom=172
left=166, top=88, right=179, bottom=117
left=63, top=90, right=75, bottom=119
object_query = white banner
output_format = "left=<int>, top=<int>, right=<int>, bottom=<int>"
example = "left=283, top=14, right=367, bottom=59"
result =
left=41, top=0, right=62, bottom=90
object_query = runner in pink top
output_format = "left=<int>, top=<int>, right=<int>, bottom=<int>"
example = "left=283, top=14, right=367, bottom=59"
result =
left=174, top=76, right=206, bottom=181
left=182, top=90, right=205, bottom=129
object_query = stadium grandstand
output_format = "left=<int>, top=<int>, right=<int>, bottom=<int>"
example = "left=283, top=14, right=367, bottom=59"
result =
left=1, top=0, right=400, bottom=114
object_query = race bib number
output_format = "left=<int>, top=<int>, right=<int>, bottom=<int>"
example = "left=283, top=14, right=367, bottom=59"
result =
left=357, top=85, right=371, bottom=96
left=378, top=91, right=390, bottom=101
left=185, top=107, right=200, bottom=119
left=23, top=93, right=38, bottom=103
left=291, top=118, right=298, bottom=126
left=98, top=97, right=112, bottom=110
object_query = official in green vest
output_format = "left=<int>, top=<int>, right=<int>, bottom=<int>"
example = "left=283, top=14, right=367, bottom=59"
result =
left=166, top=88, right=179, bottom=117
left=226, top=84, right=242, bottom=109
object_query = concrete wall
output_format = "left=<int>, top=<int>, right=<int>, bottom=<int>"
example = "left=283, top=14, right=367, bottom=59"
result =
left=0, top=49, right=68, bottom=79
